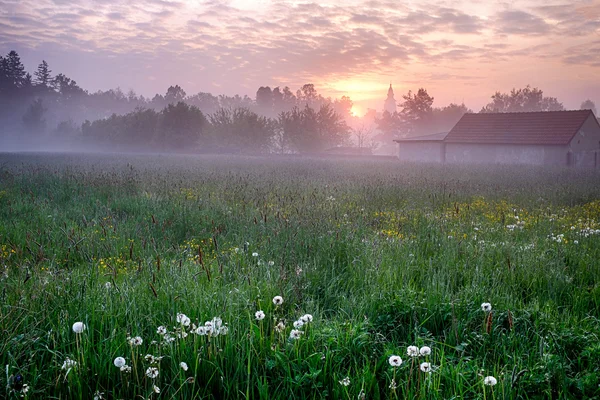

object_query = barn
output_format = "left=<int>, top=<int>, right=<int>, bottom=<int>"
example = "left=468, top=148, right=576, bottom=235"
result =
left=395, top=110, right=600, bottom=166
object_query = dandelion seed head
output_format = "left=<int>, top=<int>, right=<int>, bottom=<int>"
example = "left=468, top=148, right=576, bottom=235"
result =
left=481, top=303, right=492, bottom=312
left=129, top=336, right=143, bottom=346
left=289, top=329, right=302, bottom=340
left=113, top=357, right=126, bottom=368
left=484, top=376, right=497, bottom=386
left=145, top=367, right=159, bottom=379
left=388, top=355, right=402, bottom=367
left=339, top=377, right=350, bottom=386
left=157, top=326, right=167, bottom=335
left=407, top=346, right=419, bottom=357
left=72, top=321, right=86, bottom=334
left=153, top=384, right=160, bottom=393
left=419, top=346, right=431, bottom=356
left=272, top=296, right=283, bottom=306
left=300, top=314, right=313, bottom=323
left=176, top=313, right=191, bottom=327
left=180, top=362, right=188, bottom=371
left=255, top=310, right=266, bottom=321
left=293, top=320, right=304, bottom=329
left=252, top=252, right=259, bottom=257
left=120, top=365, right=132, bottom=373
left=420, top=362, right=431, bottom=372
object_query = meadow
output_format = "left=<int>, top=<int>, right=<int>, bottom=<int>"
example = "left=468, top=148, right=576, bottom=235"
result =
left=1, top=152, right=599, bottom=399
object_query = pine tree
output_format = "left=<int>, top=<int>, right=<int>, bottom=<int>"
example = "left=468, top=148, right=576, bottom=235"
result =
left=34, top=60, right=53, bottom=89
left=6, top=51, right=26, bottom=88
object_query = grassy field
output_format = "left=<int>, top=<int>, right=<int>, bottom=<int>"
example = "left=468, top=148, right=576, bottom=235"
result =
left=1, top=152, right=600, bottom=399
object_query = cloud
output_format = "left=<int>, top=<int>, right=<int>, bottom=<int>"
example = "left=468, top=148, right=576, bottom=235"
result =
left=0, top=0, right=597, bottom=110
left=494, top=10, right=552, bottom=36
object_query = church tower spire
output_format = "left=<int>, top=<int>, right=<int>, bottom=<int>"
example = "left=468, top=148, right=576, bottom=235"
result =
left=384, top=83, right=396, bottom=113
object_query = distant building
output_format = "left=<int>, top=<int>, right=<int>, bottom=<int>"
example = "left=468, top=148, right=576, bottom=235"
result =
left=384, top=84, right=396, bottom=114
left=395, top=110, right=600, bottom=166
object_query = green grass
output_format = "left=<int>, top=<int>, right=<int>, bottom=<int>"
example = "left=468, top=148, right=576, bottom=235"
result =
left=1, top=152, right=600, bottom=399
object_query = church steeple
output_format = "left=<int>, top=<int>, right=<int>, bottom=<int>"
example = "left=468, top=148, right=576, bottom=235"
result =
left=384, top=83, right=396, bottom=113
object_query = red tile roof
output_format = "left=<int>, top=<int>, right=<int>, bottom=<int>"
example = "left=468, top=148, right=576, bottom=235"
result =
left=444, top=110, right=595, bottom=145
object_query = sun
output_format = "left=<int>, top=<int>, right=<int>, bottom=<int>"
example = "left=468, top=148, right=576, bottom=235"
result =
left=351, top=105, right=361, bottom=117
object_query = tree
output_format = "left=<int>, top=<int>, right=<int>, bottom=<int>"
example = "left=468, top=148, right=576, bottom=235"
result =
left=256, top=86, right=273, bottom=115
left=53, top=73, right=85, bottom=99
left=22, top=98, right=46, bottom=134
left=165, top=85, right=186, bottom=104
left=431, top=103, right=472, bottom=132
left=5, top=51, right=26, bottom=89
left=34, top=60, right=53, bottom=89
left=580, top=99, right=597, bottom=116
left=375, top=110, right=402, bottom=139
left=399, top=88, right=434, bottom=135
left=481, top=85, right=564, bottom=113
left=209, top=107, right=274, bottom=153
left=160, top=101, right=207, bottom=150
left=280, top=103, right=349, bottom=153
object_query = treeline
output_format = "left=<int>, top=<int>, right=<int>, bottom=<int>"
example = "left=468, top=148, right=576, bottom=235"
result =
left=0, top=50, right=354, bottom=152
left=80, top=102, right=349, bottom=153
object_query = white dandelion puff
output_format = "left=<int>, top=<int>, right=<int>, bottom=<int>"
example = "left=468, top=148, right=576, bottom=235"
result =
left=146, top=367, right=159, bottom=379
left=289, top=329, right=302, bottom=340
left=419, top=346, right=431, bottom=356
left=120, top=365, right=132, bottom=373
left=129, top=336, right=143, bottom=346
left=153, top=384, right=160, bottom=393
left=113, top=357, right=126, bottom=368
left=420, top=362, right=431, bottom=372
left=72, top=322, right=86, bottom=334
left=481, top=303, right=492, bottom=312
left=272, top=296, right=283, bottom=306
left=388, top=355, right=402, bottom=367
left=483, top=376, right=497, bottom=386
left=255, top=310, right=265, bottom=321
left=157, top=326, right=167, bottom=335
left=300, top=314, right=313, bottom=323
left=407, top=346, right=419, bottom=357
left=293, top=320, right=304, bottom=329
left=180, top=362, right=188, bottom=371
left=176, top=313, right=191, bottom=327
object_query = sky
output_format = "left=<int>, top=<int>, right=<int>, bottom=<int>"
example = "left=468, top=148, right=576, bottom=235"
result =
left=1, top=0, right=599, bottom=115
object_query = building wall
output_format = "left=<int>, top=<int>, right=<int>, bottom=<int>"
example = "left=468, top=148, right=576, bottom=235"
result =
left=397, top=142, right=444, bottom=162
left=445, top=143, right=568, bottom=165
left=569, top=115, right=600, bottom=167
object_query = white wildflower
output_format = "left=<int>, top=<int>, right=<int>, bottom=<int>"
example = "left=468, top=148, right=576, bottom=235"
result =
left=483, top=376, right=497, bottom=386
left=129, top=336, right=143, bottom=346
left=289, top=329, right=302, bottom=340
left=113, top=357, right=126, bottom=368
left=388, top=355, right=402, bottom=367
left=72, top=322, right=86, bottom=334
left=157, top=326, right=167, bottom=335
left=61, top=357, right=77, bottom=372
left=300, top=314, right=313, bottom=323
left=255, top=310, right=265, bottom=321
left=272, top=296, right=283, bottom=306
left=293, top=320, right=304, bottom=329
left=145, top=367, right=159, bottom=379
left=120, top=365, right=132, bottom=373
left=176, top=313, right=191, bottom=327
left=481, top=303, right=492, bottom=312
left=339, top=376, right=350, bottom=386
left=252, top=252, right=259, bottom=257
left=407, top=346, right=419, bottom=357
left=419, top=346, right=431, bottom=356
